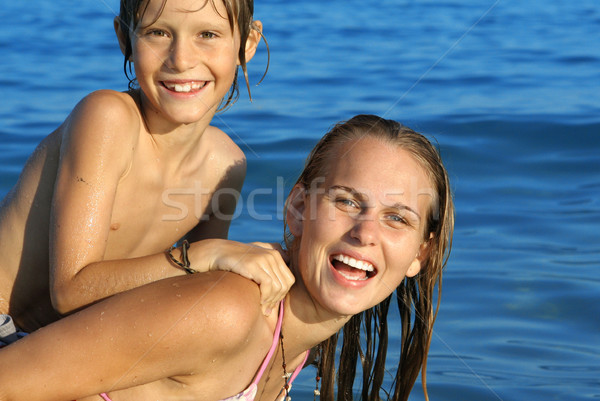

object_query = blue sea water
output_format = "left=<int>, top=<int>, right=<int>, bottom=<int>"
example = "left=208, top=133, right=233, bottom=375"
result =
left=1, top=0, right=599, bottom=400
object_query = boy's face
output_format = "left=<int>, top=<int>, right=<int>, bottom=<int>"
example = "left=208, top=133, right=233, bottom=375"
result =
left=130, top=0, right=241, bottom=126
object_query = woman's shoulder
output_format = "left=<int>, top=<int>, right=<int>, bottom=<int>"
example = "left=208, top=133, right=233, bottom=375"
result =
left=162, top=272, right=266, bottom=348
left=117, top=273, right=274, bottom=396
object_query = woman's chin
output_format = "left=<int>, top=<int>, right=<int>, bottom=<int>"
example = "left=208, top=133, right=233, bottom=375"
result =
left=314, top=289, right=374, bottom=317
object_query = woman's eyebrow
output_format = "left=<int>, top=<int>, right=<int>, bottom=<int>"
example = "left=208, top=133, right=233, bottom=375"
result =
left=385, top=201, right=421, bottom=220
left=328, top=185, right=367, bottom=200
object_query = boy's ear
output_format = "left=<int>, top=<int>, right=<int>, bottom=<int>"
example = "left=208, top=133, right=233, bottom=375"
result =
left=242, top=20, right=263, bottom=64
left=406, top=234, right=433, bottom=278
left=286, top=184, right=306, bottom=237
left=114, top=16, right=128, bottom=57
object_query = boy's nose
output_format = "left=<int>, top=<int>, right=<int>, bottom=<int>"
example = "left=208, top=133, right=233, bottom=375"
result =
left=168, top=38, right=198, bottom=72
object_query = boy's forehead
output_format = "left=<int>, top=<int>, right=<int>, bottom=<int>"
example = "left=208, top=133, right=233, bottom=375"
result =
left=142, top=0, right=227, bottom=14
left=138, top=0, right=234, bottom=26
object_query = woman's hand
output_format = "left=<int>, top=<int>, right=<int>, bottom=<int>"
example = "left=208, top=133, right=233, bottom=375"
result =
left=189, top=239, right=294, bottom=316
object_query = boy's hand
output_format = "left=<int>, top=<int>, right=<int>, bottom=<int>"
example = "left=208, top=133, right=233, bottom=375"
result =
left=192, top=239, right=294, bottom=316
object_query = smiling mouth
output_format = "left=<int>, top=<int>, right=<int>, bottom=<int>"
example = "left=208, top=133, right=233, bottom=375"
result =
left=161, top=81, right=207, bottom=93
left=331, top=254, right=376, bottom=281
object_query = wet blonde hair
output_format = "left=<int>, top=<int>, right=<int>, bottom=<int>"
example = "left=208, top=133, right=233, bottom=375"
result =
left=285, top=114, right=454, bottom=401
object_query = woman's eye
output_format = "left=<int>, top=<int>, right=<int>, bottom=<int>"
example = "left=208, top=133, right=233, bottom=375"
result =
left=336, top=198, right=359, bottom=210
left=386, top=214, right=408, bottom=225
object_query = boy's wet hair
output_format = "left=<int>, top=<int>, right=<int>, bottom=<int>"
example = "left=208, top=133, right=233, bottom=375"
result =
left=117, top=0, right=266, bottom=111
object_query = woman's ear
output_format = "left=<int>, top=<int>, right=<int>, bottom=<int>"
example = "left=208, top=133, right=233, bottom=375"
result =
left=406, top=234, right=432, bottom=278
left=286, top=184, right=306, bottom=237
left=242, top=20, right=263, bottom=63
left=114, top=16, right=128, bottom=57
left=406, top=259, right=421, bottom=278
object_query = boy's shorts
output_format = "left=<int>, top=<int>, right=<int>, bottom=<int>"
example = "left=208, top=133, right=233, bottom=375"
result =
left=0, top=314, right=27, bottom=347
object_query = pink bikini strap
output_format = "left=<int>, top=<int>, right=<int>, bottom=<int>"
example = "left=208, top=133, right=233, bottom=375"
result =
left=252, top=301, right=309, bottom=387
left=289, top=349, right=309, bottom=385
left=252, top=301, right=285, bottom=384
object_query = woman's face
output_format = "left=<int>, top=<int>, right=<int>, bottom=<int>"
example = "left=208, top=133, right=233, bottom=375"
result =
left=291, top=137, right=434, bottom=316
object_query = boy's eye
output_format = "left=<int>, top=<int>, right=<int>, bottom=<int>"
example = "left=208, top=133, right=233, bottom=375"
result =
left=147, top=29, right=168, bottom=37
left=200, top=32, right=216, bottom=39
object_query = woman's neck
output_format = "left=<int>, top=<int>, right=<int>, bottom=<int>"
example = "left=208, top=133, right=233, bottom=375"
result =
left=283, top=284, right=352, bottom=357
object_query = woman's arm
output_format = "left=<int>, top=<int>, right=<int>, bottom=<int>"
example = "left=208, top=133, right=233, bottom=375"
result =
left=0, top=272, right=266, bottom=401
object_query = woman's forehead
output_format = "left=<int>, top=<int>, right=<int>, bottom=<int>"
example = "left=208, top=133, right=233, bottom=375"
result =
left=319, top=137, right=434, bottom=211
left=328, top=138, right=429, bottom=185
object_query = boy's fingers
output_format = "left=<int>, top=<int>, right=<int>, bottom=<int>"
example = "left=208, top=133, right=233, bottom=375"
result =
left=256, top=265, right=291, bottom=306
left=262, top=303, right=276, bottom=317
left=249, top=242, right=290, bottom=264
left=271, top=244, right=290, bottom=263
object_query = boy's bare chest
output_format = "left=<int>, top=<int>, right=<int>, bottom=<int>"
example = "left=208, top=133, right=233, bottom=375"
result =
left=105, top=167, right=221, bottom=256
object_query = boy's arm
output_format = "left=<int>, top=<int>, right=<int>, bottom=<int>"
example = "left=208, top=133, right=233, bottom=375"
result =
left=50, top=100, right=291, bottom=315
left=49, top=91, right=186, bottom=314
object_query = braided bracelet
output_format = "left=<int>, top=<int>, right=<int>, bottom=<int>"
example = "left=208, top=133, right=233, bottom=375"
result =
left=166, top=240, right=198, bottom=274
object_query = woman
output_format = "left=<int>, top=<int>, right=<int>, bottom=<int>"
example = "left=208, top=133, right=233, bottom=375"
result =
left=0, top=114, right=453, bottom=401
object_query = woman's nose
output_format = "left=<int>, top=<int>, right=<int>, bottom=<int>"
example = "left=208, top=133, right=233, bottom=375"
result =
left=349, top=216, right=379, bottom=246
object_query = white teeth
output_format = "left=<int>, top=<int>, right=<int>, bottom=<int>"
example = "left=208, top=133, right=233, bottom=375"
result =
left=164, top=82, right=205, bottom=93
left=175, top=84, right=190, bottom=92
left=333, top=254, right=374, bottom=272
